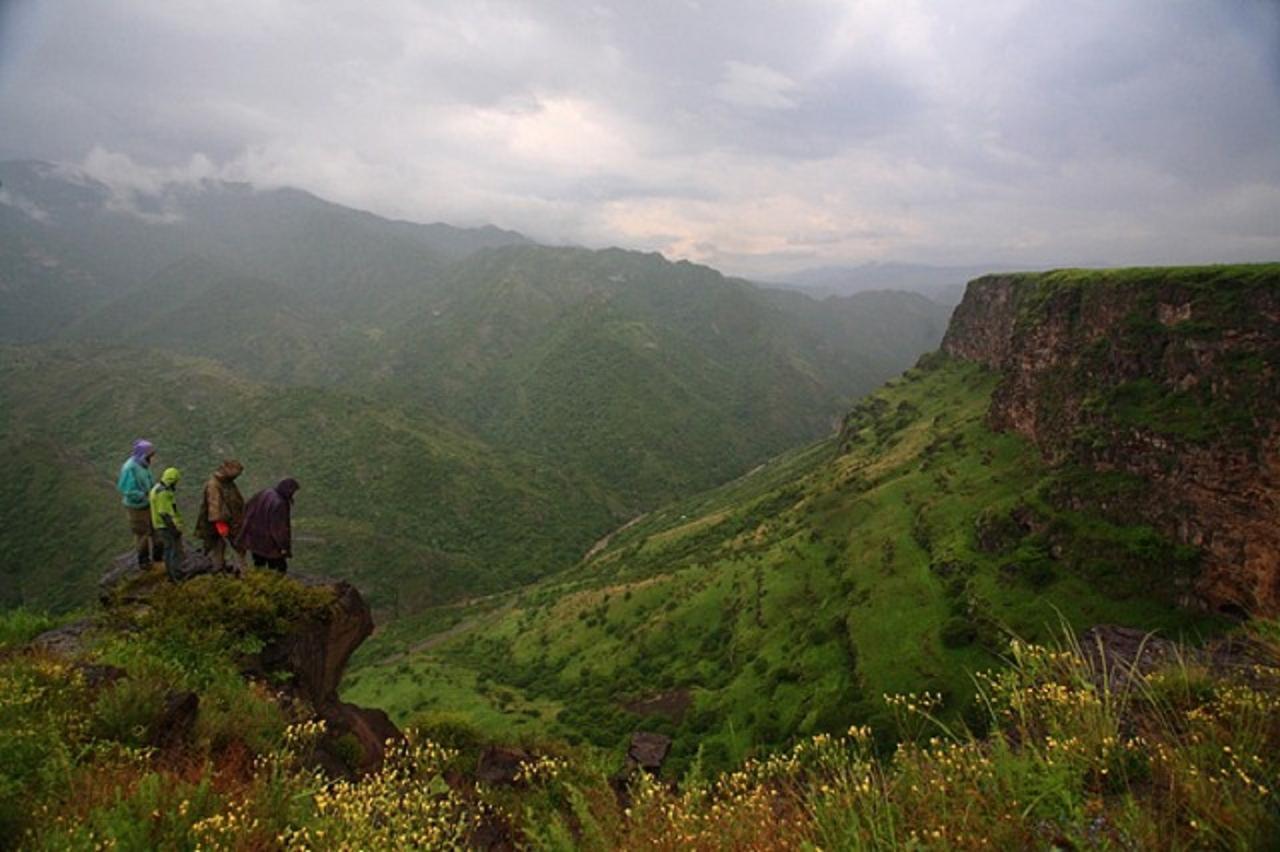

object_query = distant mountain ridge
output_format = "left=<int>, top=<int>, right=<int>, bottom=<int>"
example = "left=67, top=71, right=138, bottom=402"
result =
left=769, top=261, right=1023, bottom=305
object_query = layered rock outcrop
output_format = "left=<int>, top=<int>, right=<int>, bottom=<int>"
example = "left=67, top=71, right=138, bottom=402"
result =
left=942, top=267, right=1280, bottom=616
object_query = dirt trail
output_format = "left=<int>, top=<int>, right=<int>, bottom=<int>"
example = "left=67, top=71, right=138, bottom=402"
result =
left=582, top=513, right=648, bottom=562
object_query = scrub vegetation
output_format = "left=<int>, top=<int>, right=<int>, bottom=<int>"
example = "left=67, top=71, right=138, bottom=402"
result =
left=4, top=592, right=1276, bottom=850
left=345, top=355, right=1225, bottom=778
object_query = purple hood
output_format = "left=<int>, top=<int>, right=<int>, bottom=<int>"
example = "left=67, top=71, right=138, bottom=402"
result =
left=131, top=439, right=154, bottom=464
left=275, top=478, right=300, bottom=500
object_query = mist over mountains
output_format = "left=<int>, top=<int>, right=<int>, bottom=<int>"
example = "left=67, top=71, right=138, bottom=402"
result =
left=0, top=159, right=952, bottom=611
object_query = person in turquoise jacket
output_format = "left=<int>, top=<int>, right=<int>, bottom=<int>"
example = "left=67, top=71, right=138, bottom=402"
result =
left=117, top=438, right=158, bottom=570
left=149, top=467, right=184, bottom=582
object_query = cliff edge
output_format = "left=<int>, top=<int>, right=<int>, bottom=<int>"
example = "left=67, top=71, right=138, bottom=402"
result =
left=942, top=265, right=1280, bottom=616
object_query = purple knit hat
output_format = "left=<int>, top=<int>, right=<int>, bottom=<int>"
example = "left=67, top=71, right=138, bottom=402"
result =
left=131, top=439, right=155, bottom=463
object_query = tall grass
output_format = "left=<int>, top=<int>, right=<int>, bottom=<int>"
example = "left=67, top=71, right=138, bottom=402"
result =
left=6, top=611, right=1277, bottom=849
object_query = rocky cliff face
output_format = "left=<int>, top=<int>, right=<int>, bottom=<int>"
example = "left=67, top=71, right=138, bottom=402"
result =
left=942, top=266, right=1280, bottom=616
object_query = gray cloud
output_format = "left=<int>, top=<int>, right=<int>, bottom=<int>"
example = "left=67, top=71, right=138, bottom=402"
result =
left=1, top=0, right=1277, bottom=275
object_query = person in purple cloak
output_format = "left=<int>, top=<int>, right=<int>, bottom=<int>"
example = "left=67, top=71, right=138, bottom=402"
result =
left=236, top=478, right=300, bottom=573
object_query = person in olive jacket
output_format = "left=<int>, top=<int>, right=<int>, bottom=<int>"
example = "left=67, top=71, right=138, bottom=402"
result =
left=195, top=460, right=247, bottom=574
left=236, top=478, right=300, bottom=573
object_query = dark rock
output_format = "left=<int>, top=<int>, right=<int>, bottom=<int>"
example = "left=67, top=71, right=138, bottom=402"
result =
left=259, top=577, right=372, bottom=708
left=74, top=662, right=127, bottom=690
left=150, top=690, right=199, bottom=750
left=99, top=549, right=225, bottom=605
left=476, top=746, right=532, bottom=785
left=29, top=618, right=96, bottom=657
left=626, top=732, right=671, bottom=773
left=171, top=549, right=220, bottom=582
left=99, top=552, right=150, bottom=604
left=254, top=576, right=402, bottom=776
left=319, top=702, right=404, bottom=775
left=1080, top=626, right=1181, bottom=687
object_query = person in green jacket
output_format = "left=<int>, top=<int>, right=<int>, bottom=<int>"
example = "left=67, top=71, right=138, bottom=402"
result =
left=117, top=438, right=158, bottom=570
left=149, top=467, right=184, bottom=582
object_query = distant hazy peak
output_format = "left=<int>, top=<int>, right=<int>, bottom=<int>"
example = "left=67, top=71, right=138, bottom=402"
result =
left=0, top=158, right=534, bottom=250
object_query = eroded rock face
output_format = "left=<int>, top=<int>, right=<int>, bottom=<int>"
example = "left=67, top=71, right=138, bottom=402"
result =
left=942, top=270, right=1280, bottom=616
left=255, top=574, right=402, bottom=772
left=260, top=575, right=374, bottom=706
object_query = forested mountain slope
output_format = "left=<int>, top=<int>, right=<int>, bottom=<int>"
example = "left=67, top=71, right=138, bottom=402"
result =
left=388, top=246, right=951, bottom=508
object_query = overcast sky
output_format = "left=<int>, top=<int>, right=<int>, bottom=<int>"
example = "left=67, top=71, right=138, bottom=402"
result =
left=1, top=0, right=1278, bottom=277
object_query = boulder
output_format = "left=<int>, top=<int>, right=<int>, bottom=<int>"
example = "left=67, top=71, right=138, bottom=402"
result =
left=254, top=575, right=403, bottom=776
left=319, top=702, right=404, bottom=775
left=29, top=618, right=96, bottom=657
left=99, top=549, right=225, bottom=605
left=99, top=552, right=149, bottom=603
left=1079, top=625, right=1180, bottom=687
left=626, top=732, right=672, bottom=773
left=150, top=690, right=199, bottom=750
left=1080, top=624, right=1277, bottom=688
left=476, top=746, right=532, bottom=785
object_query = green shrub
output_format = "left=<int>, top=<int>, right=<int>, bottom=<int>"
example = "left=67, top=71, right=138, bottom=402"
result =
left=90, top=676, right=170, bottom=747
left=0, top=655, right=89, bottom=838
left=940, top=616, right=978, bottom=648
left=0, top=609, right=64, bottom=650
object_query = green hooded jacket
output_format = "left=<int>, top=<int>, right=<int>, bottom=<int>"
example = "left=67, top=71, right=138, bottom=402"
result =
left=149, top=468, right=184, bottom=532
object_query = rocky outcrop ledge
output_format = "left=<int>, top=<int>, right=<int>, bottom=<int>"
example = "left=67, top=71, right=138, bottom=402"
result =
left=38, top=555, right=401, bottom=776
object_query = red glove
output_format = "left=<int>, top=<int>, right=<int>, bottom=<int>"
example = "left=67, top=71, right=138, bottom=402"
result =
left=215, top=521, right=230, bottom=537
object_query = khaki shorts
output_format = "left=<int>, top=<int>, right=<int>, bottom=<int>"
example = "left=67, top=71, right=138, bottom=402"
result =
left=126, top=507, right=153, bottom=537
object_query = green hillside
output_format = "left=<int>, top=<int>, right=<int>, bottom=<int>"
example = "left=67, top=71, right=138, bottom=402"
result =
left=344, top=352, right=1224, bottom=775
left=389, top=245, right=951, bottom=509
left=0, top=345, right=614, bottom=612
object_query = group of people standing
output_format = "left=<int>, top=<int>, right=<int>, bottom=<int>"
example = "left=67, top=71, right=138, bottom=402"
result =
left=116, top=438, right=301, bottom=581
